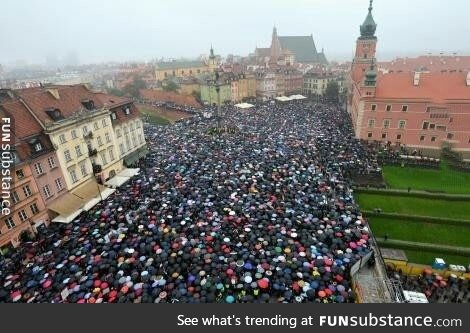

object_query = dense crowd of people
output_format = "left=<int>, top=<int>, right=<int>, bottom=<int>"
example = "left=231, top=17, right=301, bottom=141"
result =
left=0, top=100, right=403, bottom=303
left=387, top=267, right=470, bottom=303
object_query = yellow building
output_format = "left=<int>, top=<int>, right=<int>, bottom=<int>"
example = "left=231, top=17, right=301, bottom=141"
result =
left=155, top=47, right=218, bottom=81
left=237, top=74, right=257, bottom=101
left=12, top=85, right=140, bottom=223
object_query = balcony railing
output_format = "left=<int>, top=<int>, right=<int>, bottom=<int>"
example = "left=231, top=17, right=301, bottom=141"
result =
left=83, top=131, right=93, bottom=139
left=88, top=148, right=98, bottom=157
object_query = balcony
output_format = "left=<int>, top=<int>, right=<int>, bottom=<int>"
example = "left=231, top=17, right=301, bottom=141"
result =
left=88, top=148, right=98, bottom=157
left=92, top=164, right=102, bottom=174
left=83, top=131, right=93, bottom=139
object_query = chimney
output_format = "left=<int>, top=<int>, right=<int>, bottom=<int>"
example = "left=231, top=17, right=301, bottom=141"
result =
left=47, top=88, right=60, bottom=100
left=413, top=72, right=420, bottom=86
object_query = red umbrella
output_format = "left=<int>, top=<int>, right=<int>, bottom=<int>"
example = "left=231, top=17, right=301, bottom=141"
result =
left=42, top=280, right=52, bottom=289
left=318, top=290, right=326, bottom=298
left=257, top=279, right=269, bottom=289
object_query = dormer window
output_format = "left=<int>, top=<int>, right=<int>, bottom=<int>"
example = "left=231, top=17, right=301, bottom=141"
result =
left=123, top=106, right=131, bottom=115
left=111, top=112, right=117, bottom=120
left=46, top=108, right=64, bottom=121
left=34, top=141, right=43, bottom=152
left=81, top=99, right=95, bottom=110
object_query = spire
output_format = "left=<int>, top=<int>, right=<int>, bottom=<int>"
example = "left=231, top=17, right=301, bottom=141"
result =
left=360, top=0, right=377, bottom=39
left=209, top=45, right=215, bottom=59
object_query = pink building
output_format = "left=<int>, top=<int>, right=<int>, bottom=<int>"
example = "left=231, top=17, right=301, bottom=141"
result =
left=348, top=1, right=470, bottom=158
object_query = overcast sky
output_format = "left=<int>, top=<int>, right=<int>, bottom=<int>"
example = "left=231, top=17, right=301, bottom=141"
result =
left=1, top=0, right=469, bottom=66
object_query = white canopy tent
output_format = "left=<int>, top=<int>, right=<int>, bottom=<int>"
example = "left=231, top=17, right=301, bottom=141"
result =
left=289, top=94, right=307, bottom=100
left=234, top=103, right=254, bottom=109
left=119, top=168, right=140, bottom=177
left=275, top=96, right=291, bottom=102
left=104, top=168, right=140, bottom=189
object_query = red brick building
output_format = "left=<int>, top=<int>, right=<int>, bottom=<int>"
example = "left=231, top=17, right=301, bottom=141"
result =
left=348, top=1, right=470, bottom=158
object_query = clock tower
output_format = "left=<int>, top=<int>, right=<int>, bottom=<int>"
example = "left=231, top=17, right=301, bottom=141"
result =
left=351, top=0, right=377, bottom=84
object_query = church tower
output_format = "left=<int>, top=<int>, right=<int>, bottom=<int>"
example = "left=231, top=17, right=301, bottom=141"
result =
left=208, top=45, right=217, bottom=71
left=270, top=26, right=282, bottom=64
left=351, top=0, right=377, bottom=84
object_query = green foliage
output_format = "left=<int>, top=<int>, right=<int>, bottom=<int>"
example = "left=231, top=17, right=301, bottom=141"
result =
left=383, top=161, right=470, bottom=194
left=325, top=80, right=339, bottom=101
left=368, top=216, right=470, bottom=248
left=357, top=193, right=470, bottom=220
left=162, top=80, right=180, bottom=92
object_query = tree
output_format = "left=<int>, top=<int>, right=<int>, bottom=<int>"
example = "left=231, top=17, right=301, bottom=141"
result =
left=162, top=80, right=179, bottom=92
left=325, top=80, right=340, bottom=102
left=122, top=76, right=147, bottom=99
left=108, top=88, right=124, bottom=96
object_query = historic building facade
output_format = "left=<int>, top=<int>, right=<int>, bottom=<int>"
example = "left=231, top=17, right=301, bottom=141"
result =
left=347, top=0, right=470, bottom=158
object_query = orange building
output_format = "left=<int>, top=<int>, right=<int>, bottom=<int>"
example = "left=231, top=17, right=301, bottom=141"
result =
left=347, top=1, right=470, bottom=158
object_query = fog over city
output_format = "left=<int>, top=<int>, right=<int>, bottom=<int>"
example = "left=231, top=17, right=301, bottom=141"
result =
left=1, top=0, right=469, bottom=67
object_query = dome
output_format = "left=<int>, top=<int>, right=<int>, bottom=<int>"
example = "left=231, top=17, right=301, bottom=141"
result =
left=360, top=0, right=377, bottom=39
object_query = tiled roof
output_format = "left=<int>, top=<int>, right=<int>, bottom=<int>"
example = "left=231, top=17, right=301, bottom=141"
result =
left=379, top=56, right=470, bottom=73
left=278, top=36, right=327, bottom=64
left=156, top=60, right=207, bottom=70
left=374, top=71, right=470, bottom=103
left=0, top=99, right=43, bottom=139
left=14, top=85, right=105, bottom=125
left=140, top=89, right=201, bottom=108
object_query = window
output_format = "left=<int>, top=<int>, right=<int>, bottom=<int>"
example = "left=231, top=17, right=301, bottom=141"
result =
left=93, top=122, right=99, bottom=130
left=16, top=169, right=25, bottom=179
left=108, top=147, right=115, bottom=161
left=48, top=156, right=56, bottom=169
left=132, top=135, right=137, bottom=147
left=71, top=129, right=77, bottom=139
left=59, top=134, right=66, bottom=144
left=43, top=185, right=52, bottom=198
left=100, top=151, right=108, bottom=165
left=75, top=145, right=82, bottom=157
left=34, top=142, right=43, bottom=152
left=12, top=191, right=20, bottom=204
left=371, top=104, right=377, bottom=111
left=55, top=178, right=64, bottom=191
left=447, top=133, right=454, bottom=140
left=82, top=126, right=88, bottom=134
left=383, top=119, right=390, bottom=129
left=30, top=203, right=39, bottom=215
left=105, top=132, right=111, bottom=143
left=97, top=136, right=103, bottom=146
left=436, top=125, right=447, bottom=131
left=396, top=134, right=402, bottom=140
left=420, top=135, right=425, bottom=141
left=18, top=209, right=28, bottom=222
left=116, top=129, right=122, bottom=138
left=381, top=133, right=387, bottom=139
left=398, top=120, right=406, bottom=129
left=138, top=134, right=143, bottom=144
left=119, top=143, right=125, bottom=155
left=23, top=185, right=32, bottom=198
left=64, top=150, right=72, bottom=162
left=111, top=112, right=117, bottom=120
left=431, top=136, right=437, bottom=142
left=386, top=105, right=392, bottom=112
left=136, top=120, right=141, bottom=128
left=102, top=118, right=108, bottom=127
left=368, top=119, right=375, bottom=128
left=422, top=121, right=429, bottom=130
left=401, top=105, right=408, bottom=112
left=70, top=170, right=78, bottom=183
left=429, top=123, right=435, bottom=130
left=367, top=132, right=373, bottom=138
left=34, top=162, right=43, bottom=175
left=80, top=163, right=88, bottom=177
left=5, top=217, right=15, bottom=229
left=130, top=123, right=135, bottom=131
